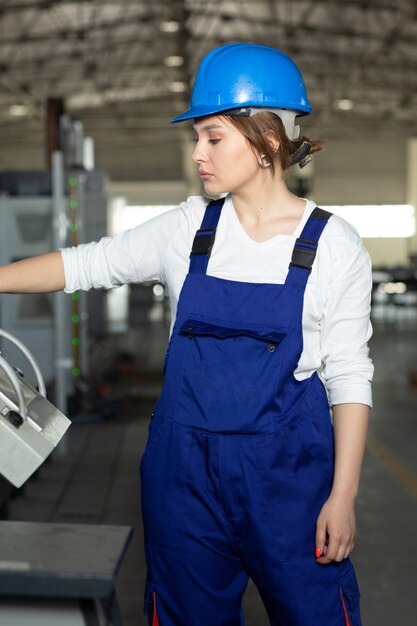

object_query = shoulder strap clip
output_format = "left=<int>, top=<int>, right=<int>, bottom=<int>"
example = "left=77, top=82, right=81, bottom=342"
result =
left=289, top=237, right=318, bottom=272
left=190, top=228, right=217, bottom=258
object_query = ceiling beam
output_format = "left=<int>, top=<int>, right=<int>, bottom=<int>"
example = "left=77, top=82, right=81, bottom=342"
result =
left=0, top=7, right=154, bottom=46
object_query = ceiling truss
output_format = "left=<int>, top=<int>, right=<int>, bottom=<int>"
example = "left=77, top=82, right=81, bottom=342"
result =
left=0, top=0, right=416, bottom=156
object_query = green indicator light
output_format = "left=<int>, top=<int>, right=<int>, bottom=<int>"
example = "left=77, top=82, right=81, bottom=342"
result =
left=71, top=314, right=80, bottom=324
left=70, top=223, right=78, bottom=232
left=71, top=293, right=79, bottom=301
left=72, top=338, right=80, bottom=346
left=70, top=200, right=78, bottom=209
left=69, top=177, right=77, bottom=187
left=72, top=367, right=81, bottom=377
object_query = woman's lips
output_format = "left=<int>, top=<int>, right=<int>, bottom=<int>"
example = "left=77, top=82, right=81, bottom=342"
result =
left=199, top=170, right=212, bottom=180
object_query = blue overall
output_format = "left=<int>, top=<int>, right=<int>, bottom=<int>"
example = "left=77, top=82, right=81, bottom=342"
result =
left=140, top=199, right=362, bottom=626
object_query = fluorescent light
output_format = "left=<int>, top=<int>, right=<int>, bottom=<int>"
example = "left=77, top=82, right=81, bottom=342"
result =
left=160, top=20, right=179, bottom=32
left=9, top=104, right=29, bottom=117
left=322, top=204, right=415, bottom=238
left=169, top=81, right=188, bottom=93
left=377, top=282, right=407, bottom=294
left=153, top=284, right=164, bottom=296
left=335, top=98, right=354, bottom=111
left=164, top=55, right=184, bottom=67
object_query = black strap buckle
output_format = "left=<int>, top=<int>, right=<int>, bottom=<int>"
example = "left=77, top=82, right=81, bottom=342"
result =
left=190, top=228, right=217, bottom=257
left=289, top=237, right=318, bottom=271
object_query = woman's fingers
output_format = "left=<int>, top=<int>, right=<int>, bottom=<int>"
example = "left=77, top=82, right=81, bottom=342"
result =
left=344, top=541, right=355, bottom=560
left=318, top=534, right=354, bottom=564
left=315, top=519, right=327, bottom=559
left=319, top=534, right=342, bottom=564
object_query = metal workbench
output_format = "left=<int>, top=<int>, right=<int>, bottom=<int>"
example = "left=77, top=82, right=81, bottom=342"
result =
left=0, top=521, right=133, bottom=625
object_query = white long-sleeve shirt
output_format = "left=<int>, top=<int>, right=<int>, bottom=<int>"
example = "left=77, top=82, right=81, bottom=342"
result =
left=61, top=194, right=374, bottom=407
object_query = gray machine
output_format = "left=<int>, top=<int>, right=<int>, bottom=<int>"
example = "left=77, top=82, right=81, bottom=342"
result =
left=0, top=328, right=70, bottom=488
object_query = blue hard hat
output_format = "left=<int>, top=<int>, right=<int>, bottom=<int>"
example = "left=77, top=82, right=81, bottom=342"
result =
left=171, top=43, right=312, bottom=124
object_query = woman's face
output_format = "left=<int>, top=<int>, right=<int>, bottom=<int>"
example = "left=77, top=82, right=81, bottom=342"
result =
left=191, top=115, right=262, bottom=195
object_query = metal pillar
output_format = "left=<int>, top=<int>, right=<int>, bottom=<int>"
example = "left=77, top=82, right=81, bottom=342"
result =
left=52, top=152, right=71, bottom=419
left=67, top=170, right=89, bottom=378
left=46, top=98, right=65, bottom=171
left=406, top=138, right=417, bottom=258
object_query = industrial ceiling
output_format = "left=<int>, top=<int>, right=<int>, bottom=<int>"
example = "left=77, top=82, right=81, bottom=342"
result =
left=0, top=0, right=416, bottom=169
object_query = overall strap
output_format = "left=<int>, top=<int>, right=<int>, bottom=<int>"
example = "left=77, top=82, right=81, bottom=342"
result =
left=189, top=198, right=225, bottom=274
left=285, top=207, right=333, bottom=289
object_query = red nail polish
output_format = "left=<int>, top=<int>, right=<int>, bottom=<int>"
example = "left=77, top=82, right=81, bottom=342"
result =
left=315, top=547, right=321, bottom=558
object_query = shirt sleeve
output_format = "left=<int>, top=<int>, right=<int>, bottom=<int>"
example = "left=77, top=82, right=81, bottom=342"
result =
left=60, top=207, right=183, bottom=293
left=320, top=222, right=374, bottom=408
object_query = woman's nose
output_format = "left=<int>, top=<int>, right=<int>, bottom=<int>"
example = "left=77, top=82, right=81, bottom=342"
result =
left=191, top=141, right=206, bottom=164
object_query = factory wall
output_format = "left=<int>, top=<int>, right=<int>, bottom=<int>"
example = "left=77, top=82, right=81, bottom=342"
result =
left=94, top=138, right=184, bottom=182
left=0, top=135, right=184, bottom=182
left=313, top=138, right=406, bottom=205
left=361, top=238, right=410, bottom=268
left=108, top=181, right=188, bottom=206
left=313, top=138, right=410, bottom=267
left=0, top=146, right=42, bottom=171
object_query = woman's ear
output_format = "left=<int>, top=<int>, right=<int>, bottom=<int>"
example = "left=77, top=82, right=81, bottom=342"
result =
left=264, top=130, right=280, bottom=154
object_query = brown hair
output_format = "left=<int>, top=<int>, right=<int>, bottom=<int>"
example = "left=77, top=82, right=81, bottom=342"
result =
left=223, top=111, right=325, bottom=174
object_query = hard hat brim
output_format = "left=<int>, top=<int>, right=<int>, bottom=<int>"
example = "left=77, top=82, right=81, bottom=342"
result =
left=170, top=101, right=312, bottom=124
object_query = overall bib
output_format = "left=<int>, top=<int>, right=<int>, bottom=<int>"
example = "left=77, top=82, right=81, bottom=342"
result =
left=140, top=199, right=362, bottom=626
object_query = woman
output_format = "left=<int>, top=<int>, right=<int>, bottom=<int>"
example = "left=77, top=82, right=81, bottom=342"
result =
left=0, top=43, right=372, bottom=625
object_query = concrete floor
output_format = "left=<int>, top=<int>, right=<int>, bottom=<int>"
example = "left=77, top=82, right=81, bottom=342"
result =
left=3, top=310, right=417, bottom=625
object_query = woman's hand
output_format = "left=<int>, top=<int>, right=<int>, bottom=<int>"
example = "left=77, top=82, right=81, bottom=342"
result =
left=315, top=493, right=356, bottom=564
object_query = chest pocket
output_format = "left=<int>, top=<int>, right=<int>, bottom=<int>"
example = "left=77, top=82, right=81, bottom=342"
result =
left=175, top=317, right=287, bottom=432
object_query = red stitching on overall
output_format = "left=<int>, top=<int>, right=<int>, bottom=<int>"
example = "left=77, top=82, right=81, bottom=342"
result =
left=340, top=588, right=352, bottom=626
left=152, top=592, right=159, bottom=626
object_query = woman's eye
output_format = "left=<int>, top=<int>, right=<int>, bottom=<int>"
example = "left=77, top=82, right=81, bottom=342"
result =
left=208, top=139, right=220, bottom=144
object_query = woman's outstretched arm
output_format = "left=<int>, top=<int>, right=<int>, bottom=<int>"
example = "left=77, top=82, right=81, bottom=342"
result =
left=0, top=251, right=65, bottom=293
